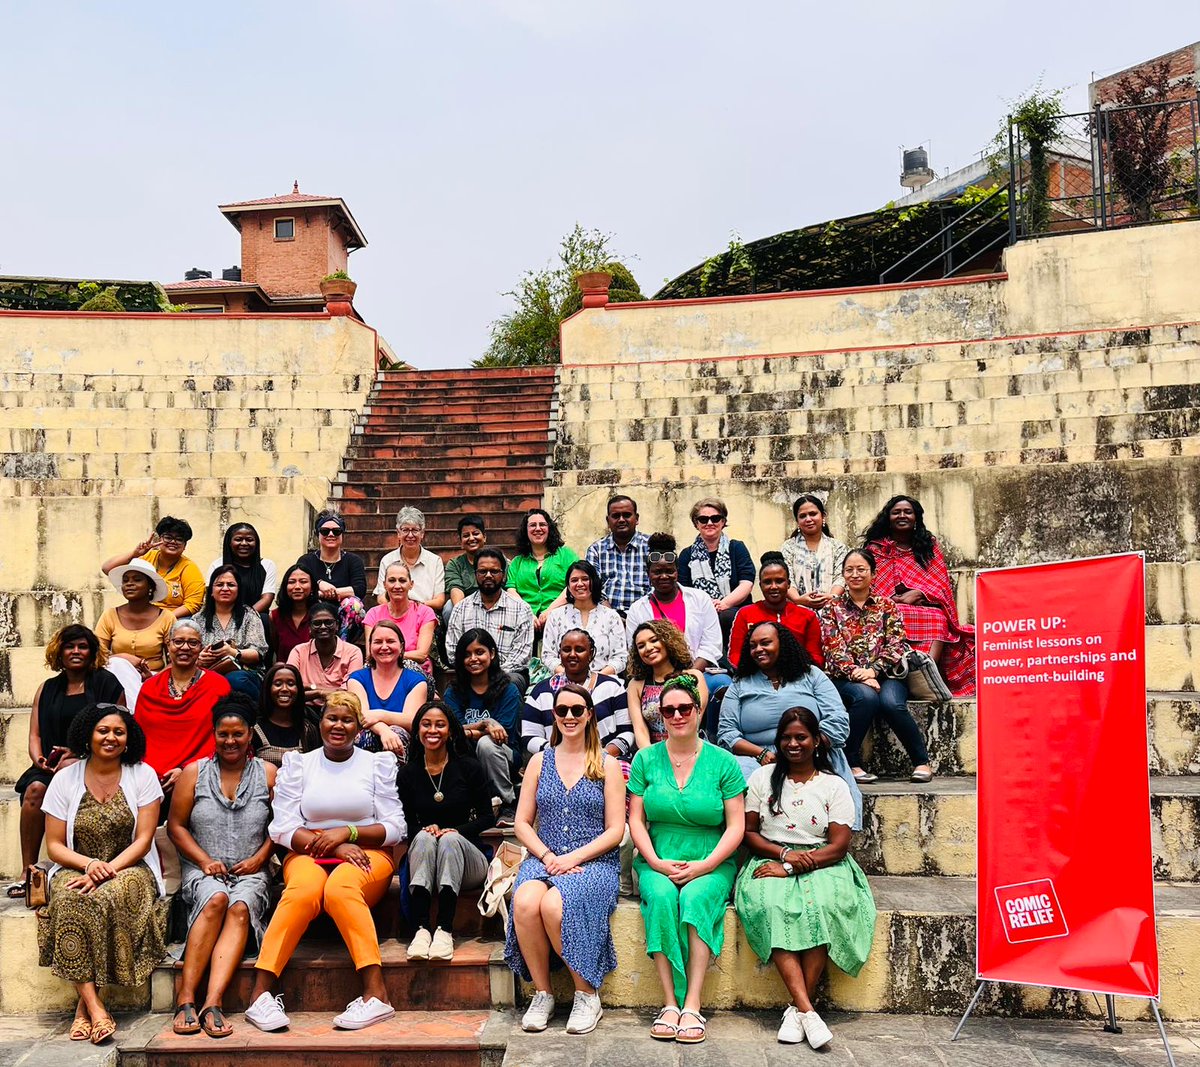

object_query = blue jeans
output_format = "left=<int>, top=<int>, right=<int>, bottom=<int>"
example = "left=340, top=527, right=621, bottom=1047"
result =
left=834, top=677, right=928, bottom=769
left=225, top=670, right=263, bottom=701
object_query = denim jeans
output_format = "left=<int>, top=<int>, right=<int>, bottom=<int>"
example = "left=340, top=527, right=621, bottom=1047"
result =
left=834, top=677, right=929, bottom=769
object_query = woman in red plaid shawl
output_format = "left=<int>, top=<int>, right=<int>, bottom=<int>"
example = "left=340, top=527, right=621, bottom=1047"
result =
left=862, top=496, right=976, bottom=697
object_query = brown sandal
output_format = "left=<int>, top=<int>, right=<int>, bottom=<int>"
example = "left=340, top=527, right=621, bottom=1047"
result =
left=69, top=1016, right=92, bottom=1041
left=90, top=1015, right=117, bottom=1045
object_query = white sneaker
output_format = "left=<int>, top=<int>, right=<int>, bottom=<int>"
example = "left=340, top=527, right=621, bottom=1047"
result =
left=244, top=991, right=290, bottom=1032
left=407, top=928, right=433, bottom=960
left=565, top=990, right=603, bottom=1035
left=428, top=929, right=454, bottom=960
left=777, top=1005, right=806, bottom=1044
left=522, top=990, right=556, bottom=1032
left=334, top=996, right=396, bottom=1030
left=801, top=1009, right=833, bottom=1049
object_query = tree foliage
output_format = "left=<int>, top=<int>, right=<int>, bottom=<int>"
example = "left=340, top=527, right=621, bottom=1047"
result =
left=992, top=83, right=1065, bottom=235
left=477, top=225, right=643, bottom=367
left=76, top=285, right=126, bottom=312
left=1106, top=59, right=1174, bottom=223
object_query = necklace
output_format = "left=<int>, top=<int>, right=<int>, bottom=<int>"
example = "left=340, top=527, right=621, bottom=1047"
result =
left=789, top=767, right=820, bottom=787
left=87, top=767, right=121, bottom=803
left=668, top=743, right=702, bottom=769
left=427, top=763, right=447, bottom=803
left=168, top=669, right=201, bottom=700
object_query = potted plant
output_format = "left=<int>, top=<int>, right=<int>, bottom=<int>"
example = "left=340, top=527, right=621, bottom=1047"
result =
left=320, top=270, right=357, bottom=303
left=573, top=269, right=612, bottom=309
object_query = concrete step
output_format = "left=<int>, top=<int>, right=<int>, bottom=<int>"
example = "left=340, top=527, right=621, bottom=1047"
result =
left=0, top=450, right=341, bottom=482
left=0, top=372, right=372, bottom=397
left=0, top=423, right=358, bottom=456
left=0, top=392, right=369, bottom=418
left=0, top=474, right=321, bottom=500
left=850, top=777, right=1200, bottom=880
left=134, top=1009, right=500, bottom=1067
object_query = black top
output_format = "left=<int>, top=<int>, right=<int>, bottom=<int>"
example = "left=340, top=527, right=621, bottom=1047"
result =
left=398, top=754, right=497, bottom=846
left=225, top=560, right=269, bottom=604
left=42, top=669, right=124, bottom=753
left=295, top=551, right=367, bottom=600
left=678, top=539, right=756, bottom=596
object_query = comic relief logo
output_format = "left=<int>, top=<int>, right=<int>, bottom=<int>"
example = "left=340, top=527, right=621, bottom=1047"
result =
left=994, top=879, right=1069, bottom=944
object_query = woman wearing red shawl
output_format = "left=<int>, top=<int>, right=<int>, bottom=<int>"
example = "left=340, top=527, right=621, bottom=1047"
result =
left=862, top=496, right=976, bottom=697
left=135, top=620, right=232, bottom=795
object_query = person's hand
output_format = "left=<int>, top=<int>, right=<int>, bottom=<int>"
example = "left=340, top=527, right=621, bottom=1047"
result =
left=758, top=749, right=776, bottom=766
left=485, top=720, right=508, bottom=744
left=423, top=825, right=441, bottom=837
left=712, top=597, right=724, bottom=612
left=231, top=853, right=267, bottom=876
left=52, top=755, right=79, bottom=775
left=89, top=859, right=117, bottom=882
left=135, top=657, right=153, bottom=679
left=544, top=851, right=577, bottom=876
left=201, top=858, right=230, bottom=878
left=134, top=534, right=160, bottom=556
left=850, top=667, right=874, bottom=683
left=783, top=849, right=819, bottom=873
left=160, top=767, right=183, bottom=791
left=894, top=589, right=925, bottom=606
left=599, top=665, right=617, bottom=676
left=309, top=826, right=351, bottom=857
left=333, top=842, right=372, bottom=871
left=667, top=861, right=708, bottom=886
left=437, top=828, right=458, bottom=839
left=361, top=710, right=384, bottom=728
left=376, top=726, right=404, bottom=753
left=797, top=591, right=828, bottom=609
left=318, top=581, right=338, bottom=601
left=753, top=861, right=790, bottom=879
left=198, top=646, right=221, bottom=668
left=552, top=665, right=566, bottom=676
left=864, top=676, right=881, bottom=692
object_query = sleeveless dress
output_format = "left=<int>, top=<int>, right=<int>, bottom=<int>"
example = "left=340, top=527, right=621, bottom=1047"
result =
left=505, top=747, right=619, bottom=990
left=349, top=666, right=425, bottom=761
left=639, top=681, right=667, bottom=744
left=180, top=758, right=273, bottom=946
left=37, top=790, right=169, bottom=985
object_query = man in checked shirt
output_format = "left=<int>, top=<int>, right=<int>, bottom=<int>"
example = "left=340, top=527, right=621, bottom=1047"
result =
left=585, top=495, right=650, bottom=617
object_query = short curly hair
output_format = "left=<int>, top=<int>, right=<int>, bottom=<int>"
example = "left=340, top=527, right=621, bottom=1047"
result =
left=66, top=704, right=146, bottom=764
left=45, top=624, right=105, bottom=672
left=627, top=620, right=694, bottom=682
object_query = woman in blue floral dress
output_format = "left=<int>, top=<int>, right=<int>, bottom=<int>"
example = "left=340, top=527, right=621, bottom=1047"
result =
left=506, top=683, right=626, bottom=1036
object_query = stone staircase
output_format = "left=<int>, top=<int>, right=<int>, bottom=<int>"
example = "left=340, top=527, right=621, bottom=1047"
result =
left=332, top=366, right=559, bottom=578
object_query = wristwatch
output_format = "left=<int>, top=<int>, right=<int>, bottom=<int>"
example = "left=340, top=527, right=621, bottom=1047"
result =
left=782, top=861, right=796, bottom=875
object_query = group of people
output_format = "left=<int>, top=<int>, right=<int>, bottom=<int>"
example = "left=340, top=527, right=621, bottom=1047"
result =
left=17, top=489, right=974, bottom=1047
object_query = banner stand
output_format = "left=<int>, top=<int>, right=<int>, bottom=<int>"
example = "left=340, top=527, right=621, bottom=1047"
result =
left=950, top=980, right=1177, bottom=1067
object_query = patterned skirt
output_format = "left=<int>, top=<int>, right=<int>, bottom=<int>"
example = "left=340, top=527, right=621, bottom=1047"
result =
left=734, top=854, right=876, bottom=977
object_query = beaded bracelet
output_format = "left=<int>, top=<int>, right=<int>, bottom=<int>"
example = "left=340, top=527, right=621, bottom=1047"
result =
left=347, top=824, right=359, bottom=843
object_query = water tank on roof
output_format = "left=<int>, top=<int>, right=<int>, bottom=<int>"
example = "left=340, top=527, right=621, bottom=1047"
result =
left=900, top=147, right=935, bottom=191
left=222, top=266, right=242, bottom=282
left=184, top=267, right=212, bottom=281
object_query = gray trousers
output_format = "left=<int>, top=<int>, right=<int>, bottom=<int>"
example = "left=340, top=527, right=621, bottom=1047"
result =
left=408, top=829, right=489, bottom=894
left=475, top=734, right=516, bottom=805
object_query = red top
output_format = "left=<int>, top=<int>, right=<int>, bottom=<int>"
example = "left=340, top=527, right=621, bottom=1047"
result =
left=727, top=601, right=824, bottom=672
left=135, top=669, right=231, bottom=776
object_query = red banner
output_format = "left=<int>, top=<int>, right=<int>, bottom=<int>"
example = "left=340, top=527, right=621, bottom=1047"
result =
left=975, top=553, right=1157, bottom=998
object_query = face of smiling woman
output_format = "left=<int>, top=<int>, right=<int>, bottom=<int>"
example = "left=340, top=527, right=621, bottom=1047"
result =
left=213, top=715, right=252, bottom=767
left=91, top=714, right=128, bottom=761
left=418, top=709, right=450, bottom=756
left=320, top=703, right=358, bottom=755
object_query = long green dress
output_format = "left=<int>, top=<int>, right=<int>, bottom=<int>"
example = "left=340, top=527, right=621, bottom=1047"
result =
left=628, top=741, right=746, bottom=1003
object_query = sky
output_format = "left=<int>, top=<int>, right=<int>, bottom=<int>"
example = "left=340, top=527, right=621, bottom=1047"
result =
left=1, top=3, right=1193, bottom=368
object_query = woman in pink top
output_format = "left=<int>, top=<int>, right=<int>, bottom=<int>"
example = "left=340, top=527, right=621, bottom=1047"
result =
left=363, top=562, right=436, bottom=674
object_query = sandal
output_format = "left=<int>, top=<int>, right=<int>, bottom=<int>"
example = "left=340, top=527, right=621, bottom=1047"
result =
left=5, top=881, right=25, bottom=899
left=69, top=1016, right=92, bottom=1041
left=90, top=1014, right=117, bottom=1045
left=173, top=1002, right=200, bottom=1035
left=676, top=1009, right=707, bottom=1044
left=199, top=1005, right=233, bottom=1038
left=650, top=1005, right=680, bottom=1040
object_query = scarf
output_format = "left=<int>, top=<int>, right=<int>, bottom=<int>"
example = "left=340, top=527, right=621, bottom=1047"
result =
left=687, top=533, right=732, bottom=598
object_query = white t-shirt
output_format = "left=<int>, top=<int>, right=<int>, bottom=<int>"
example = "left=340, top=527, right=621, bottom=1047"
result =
left=744, top=765, right=855, bottom=847
left=374, top=547, right=446, bottom=603
left=268, top=747, right=404, bottom=850
left=205, top=558, right=279, bottom=597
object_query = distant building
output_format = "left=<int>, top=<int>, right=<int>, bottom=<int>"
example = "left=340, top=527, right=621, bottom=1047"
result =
left=163, top=182, right=368, bottom=313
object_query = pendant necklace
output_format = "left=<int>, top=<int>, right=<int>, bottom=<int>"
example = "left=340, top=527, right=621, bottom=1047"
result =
left=427, top=764, right=447, bottom=803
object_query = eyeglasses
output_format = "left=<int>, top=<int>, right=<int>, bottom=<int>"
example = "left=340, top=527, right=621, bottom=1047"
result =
left=171, top=638, right=203, bottom=649
left=661, top=703, right=696, bottom=718
left=648, top=551, right=677, bottom=563
left=695, top=515, right=724, bottom=525
left=553, top=704, right=588, bottom=719
left=319, top=528, right=343, bottom=537
left=159, top=534, right=185, bottom=545
left=398, top=526, right=423, bottom=536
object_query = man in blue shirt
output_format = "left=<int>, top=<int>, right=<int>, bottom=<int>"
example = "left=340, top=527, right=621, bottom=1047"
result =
left=585, top=494, right=650, bottom=616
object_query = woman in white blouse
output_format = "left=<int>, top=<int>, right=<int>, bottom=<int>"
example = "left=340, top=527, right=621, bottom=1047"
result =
left=243, top=691, right=405, bottom=1034
left=541, top=561, right=627, bottom=676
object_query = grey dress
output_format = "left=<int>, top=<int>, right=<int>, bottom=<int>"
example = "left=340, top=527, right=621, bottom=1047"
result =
left=180, top=758, right=273, bottom=947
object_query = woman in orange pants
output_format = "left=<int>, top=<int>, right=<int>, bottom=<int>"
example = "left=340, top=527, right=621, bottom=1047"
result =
left=244, top=692, right=406, bottom=1033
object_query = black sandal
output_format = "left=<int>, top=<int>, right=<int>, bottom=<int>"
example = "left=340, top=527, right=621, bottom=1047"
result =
left=199, top=1006, right=232, bottom=1038
left=172, top=1003, right=200, bottom=1035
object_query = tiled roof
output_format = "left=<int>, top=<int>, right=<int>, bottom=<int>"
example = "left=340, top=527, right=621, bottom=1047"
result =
left=163, top=278, right=249, bottom=289
left=220, top=190, right=337, bottom=208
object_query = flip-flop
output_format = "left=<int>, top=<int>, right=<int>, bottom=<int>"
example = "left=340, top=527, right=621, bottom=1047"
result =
left=5, top=881, right=25, bottom=899
left=676, top=1009, right=707, bottom=1044
left=172, top=1002, right=200, bottom=1035
left=69, top=1017, right=92, bottom=1041
left=650, top=1005, right=680, bottom=1040
left=90, top=1015, right=117, bottom=1045
left=199, top=1006, right=233, bottom=1039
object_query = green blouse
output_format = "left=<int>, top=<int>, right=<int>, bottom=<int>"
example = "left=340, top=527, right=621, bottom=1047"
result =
left=507, top=545, right=579, bottom=616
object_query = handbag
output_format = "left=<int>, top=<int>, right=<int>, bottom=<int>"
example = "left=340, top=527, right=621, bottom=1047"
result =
left=889, top=648, right=952, bottom=703
left=24, top=864, right=48, bottom=909
left=477, top=839, right=527, bottom=927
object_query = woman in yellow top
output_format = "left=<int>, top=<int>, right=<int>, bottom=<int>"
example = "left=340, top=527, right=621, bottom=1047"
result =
left=102, top=517, right=205, bottom=618
left=93, top=559, right=175, bottom=696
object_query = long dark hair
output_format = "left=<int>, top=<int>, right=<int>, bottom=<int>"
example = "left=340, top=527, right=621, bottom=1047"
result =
left=451, top=628, right=510, bottom=711
left=768, top=707, right=834, bottom=816
left=862, top=494, right=936, bottom=568
left=67, top=703, right=146, bottom=764
left=791, top=493, right=833, bottom=537
left=220, top=522, right=267, bottom=601
left=203, top=564, right=247, bottom=628
left=515, top=508, right=565, bottom=556
left=409, top=699, right=471, bottom=763
left=732, top=620, right=813, bottom=681
left=259, top=663, right=308, bottom=733
left=278, top=563, right=317, bottom=614
left=564, top=560, right=602, bottom=605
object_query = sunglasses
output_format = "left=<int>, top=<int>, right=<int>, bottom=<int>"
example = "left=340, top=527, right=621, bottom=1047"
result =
left=648, top=551, right=677, bottom=563
left=553, top=704, right=589, bottom=719
left=695, top=515, right=724, bottom=525
left=662, top=702, right=697, bottom=718
left=319, top=528, right=343, bottom=537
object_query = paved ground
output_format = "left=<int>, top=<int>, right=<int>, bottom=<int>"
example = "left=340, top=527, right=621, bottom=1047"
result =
left=500, top=1010, right=1200, bottom=1067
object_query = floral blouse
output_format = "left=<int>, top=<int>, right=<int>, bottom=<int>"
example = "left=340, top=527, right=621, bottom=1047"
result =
left=818, top=591, right=908, bottom=679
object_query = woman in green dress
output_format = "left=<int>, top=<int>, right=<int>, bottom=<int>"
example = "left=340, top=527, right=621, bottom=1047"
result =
left=38, top=703, right=169, bottom=1045
left=734, top=706, right=876, bottom=1050
left=627, top=674, right=745, bottom=1045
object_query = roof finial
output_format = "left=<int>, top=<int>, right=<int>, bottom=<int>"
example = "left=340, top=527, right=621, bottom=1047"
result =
left=292, top=180, right=299, bottom=194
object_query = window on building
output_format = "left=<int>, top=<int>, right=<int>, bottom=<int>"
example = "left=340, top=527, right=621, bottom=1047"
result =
left=274, top=217, right=295, bottom=240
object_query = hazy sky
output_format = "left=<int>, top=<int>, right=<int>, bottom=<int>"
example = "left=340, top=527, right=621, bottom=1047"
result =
left=1, top=3, right=1192, bottom=368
